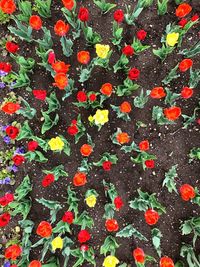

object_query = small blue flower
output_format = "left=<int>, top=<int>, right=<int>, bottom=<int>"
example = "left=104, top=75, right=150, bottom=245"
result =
left=15, top=147, right=25, bottom=154
left=0, top=70, right=7, bottom=77
left=4, top=261, right=11, bottom=267
left=3, top=136, right=10, bottom=144
left=0, top=82, right=6, bottom=89
left=11, top=165, right=18, bottom=172
left=4, top=177, right=11, bottom=184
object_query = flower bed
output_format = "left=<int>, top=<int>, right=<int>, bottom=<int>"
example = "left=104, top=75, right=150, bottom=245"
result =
left=0, top=0, right=200, bottom=266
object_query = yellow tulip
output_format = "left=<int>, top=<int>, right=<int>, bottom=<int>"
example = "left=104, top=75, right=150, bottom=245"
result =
left=103, top=255, right=119, bottom=267
left=48, top=136, right=64, bottom=151
left=51, top=236, right=63, bottom=251
left=95, top=44, right=110, bottom=59
left=166, top=32, right=179, bottom=47
left=93, top=109, right=109, bottom=125
left=85, top=195, right=97, bottom=207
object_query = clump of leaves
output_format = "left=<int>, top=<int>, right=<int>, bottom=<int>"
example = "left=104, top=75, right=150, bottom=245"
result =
left=100, top=236, right=119, bottom=256
left=151, top=228, right=162, bottom=257
left=36, top=198, right=62, bottom=223
left=71, top=247, right=96, bottom=267
left=189, top=148, right=200, bottom=162
left=180, top=217, right=200, bottom=246
left=129, top=189, right=166, bottom=214
left=0, top=9, right=11, bottom=24
left=116, top=224, right=148, bottom=241
left=9, top=175, right=32, bottom=220
left=163, top=165, right=178, bottom=193
left=180, top=244, right=200, bottom=267
left=93, top=0, right=116, bottom=14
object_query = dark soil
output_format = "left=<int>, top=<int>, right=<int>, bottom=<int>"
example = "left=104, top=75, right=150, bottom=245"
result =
left=1, top=0, right=200, bottom=266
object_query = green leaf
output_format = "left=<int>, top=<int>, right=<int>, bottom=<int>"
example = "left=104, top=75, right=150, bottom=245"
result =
left=16, top=98, right=36, bottom=119
left=180, top=217, right=200, bottom=246
left=133, top=89, right=150, bottom=108
left=17, top=121, right=34, bottom=140
left=182, top=107, right=200, bottom=129
left=46, top=92, right=61, bottom=114
left=175, top=261, right=185, bottom=267
left=129, top=189, right=166, bottom=214
left=94, top=0, right=116, bottom=14
left=153, top=44, right=174, bottom=61
left=189, top=148, right=200, bottom=162
left=8, top=18, right=32, bottom=42
left=24, top=151, right=48, bottom=163
left=75, top=211, right=94, bottom=230
left=43, top=165, right=68, bottom=181
left=132, top=37, right=150, bottom=54
left=189, top=68, right=200, bottom=88
left=121, top=141, right=139, bottom=153
left=35, top=27, right=53, bottom=49
left=15, top=175, right=32, bottom=201
left=53, top=220, right=71, bottom=234
left=82, top=26, right=102, bottom=46
left=162, top=64, right=180, bottom=84
left=34, top=0, right=51, bottom=18
left=164, top=88, right=180, bottom=106
left=100, top=236, right=119, bottom=256
left=60, top=36, right=73, bottom=57
left=16, top=0, right=32, bottom=22
left=157, top=0, right=168, bottom=15
left=116, top=224, right=148, bottom=241
left=151, top=228, right=162, bottom=257
left=116, top=78, right=139, bottom=96
left=9, top=199, right=31, bottom=220
left=41, top=111, right=59, bottom=134
left=179, top=41, right=200, bottom=58
left=163, top=165, right=178, bottom=193
left=59, top=135, right=71, bottom=156
left=36, top=198, right=62, bottom=223
left=67, top=186, right=79, bottom=216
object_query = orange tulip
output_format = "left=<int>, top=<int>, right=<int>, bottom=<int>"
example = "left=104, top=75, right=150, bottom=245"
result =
left=176, top=3, right=192, bottom=18
left=150, top=87, right=166, bottom=99
left=1, top=102, right=20, bottom=114
left=160, top=256, right=174, bottom=267
left=0, top=0, right=16, bottom=14
left=116, top=132, right=130, bottom=144
left=52, top=61, right=70, bottom=73
left=100, top=83, right=113, bottom=96
left=29, top=15, right=42, bottom=30
left=5, top=244, right=22, bottom=260
left=80, top=144, right=93, bottom=156
left=28, top=260, right=42, bottom=267
left=36, top=221, right=52, bottom=238
left=120, top=101, right=132, bottom=113
left=73, top=172, right=87, bottom=186
left=54, top=20, right=70, bottom=36
left=62, top=0, right=75, bottom=10
left=77, top=51, right=90, bottom=64
left=164, top=106, right=181, bottom=121
left=53, top=73, right=68, bottom=90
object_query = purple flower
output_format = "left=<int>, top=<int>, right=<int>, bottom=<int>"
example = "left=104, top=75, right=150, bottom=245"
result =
left=0, top=180, right=3, bottom=184
left=15, top=147, right=25, bottom=154
left=4, top=177, right=11, bottom=184
left=11, top=165, right=18, bottom=172
left=3, top=136, right=10, bottom=144
left=0, top=82, right=6, bottom=88
left=0, top=70, right=7, bottom=77
left=1, top=125, right=7, bottom=131
left=4, top=262, right=11, bottom=267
